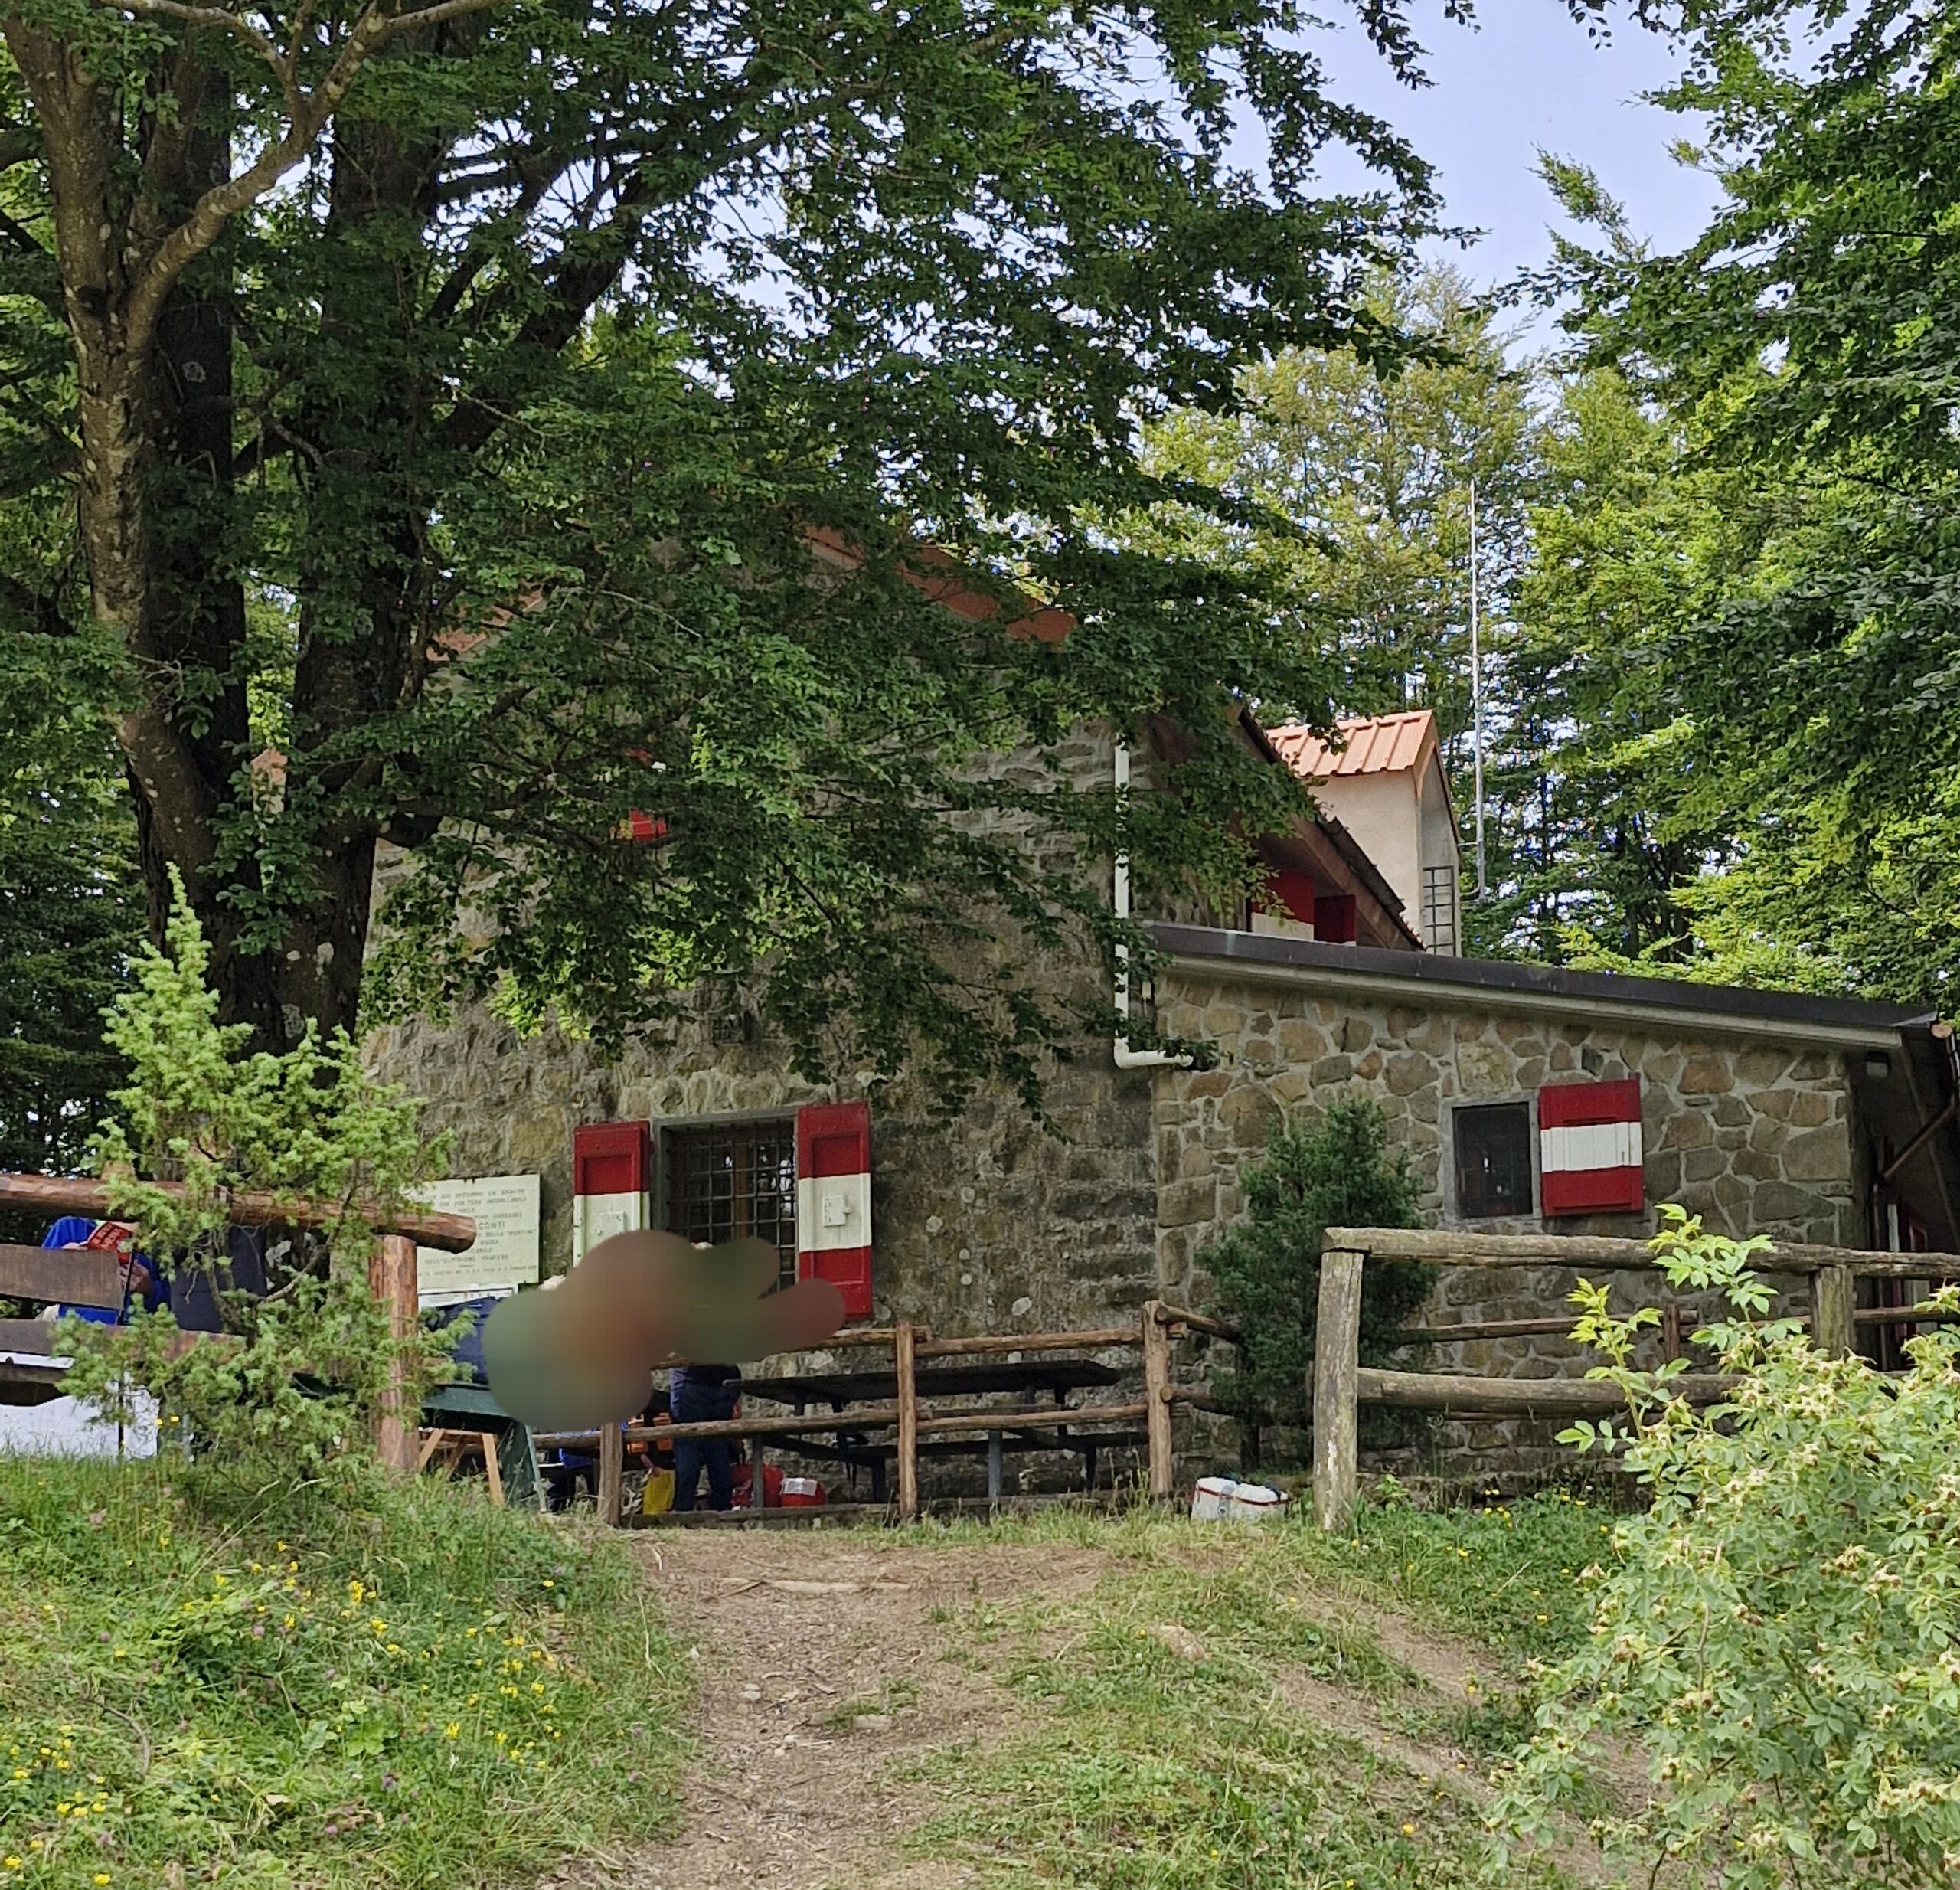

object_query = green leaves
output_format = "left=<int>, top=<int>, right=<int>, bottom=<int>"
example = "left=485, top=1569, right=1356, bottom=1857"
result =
left=1490, top=1207, right=1960, bottom=1888
left=1197, top=1097, right=1426, bottom=1427
left=93, top=869, right=448, bottom=1264
left=1534, top=2, right=1960, bottom=1005
left=5, top=0, right=1458, bottom=1093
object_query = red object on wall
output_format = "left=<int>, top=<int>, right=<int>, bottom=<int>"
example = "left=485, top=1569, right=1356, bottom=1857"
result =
left=1313, top=894, right=1357, bottom=944
left=572, top=1120, right=651, bottom=1199
left=624, top=811, right=669, bottom=843
left=795, top=1100, right=873, bottom=1319
left=1259, top=866, right=1319, bottom=927
left=1537, top=1080, right=1644, bottom=1217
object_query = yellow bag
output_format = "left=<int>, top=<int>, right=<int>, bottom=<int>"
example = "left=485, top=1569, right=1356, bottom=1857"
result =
left=639, top=1469, right=675, bottom=1518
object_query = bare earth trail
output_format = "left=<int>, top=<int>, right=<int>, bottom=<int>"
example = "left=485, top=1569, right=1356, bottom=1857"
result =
left=536, top=1525, right=1585, bottom=1890
left=550, top=1530, right=1107, bottom=1890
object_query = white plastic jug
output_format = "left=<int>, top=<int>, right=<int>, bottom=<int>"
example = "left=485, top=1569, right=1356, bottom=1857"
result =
left=1191, top=1476, right=1240, bottom=1521
left=1224, top=1482, right=1287, bottom=1522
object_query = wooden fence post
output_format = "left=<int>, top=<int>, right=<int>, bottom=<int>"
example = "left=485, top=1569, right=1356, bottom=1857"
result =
left=597, top=1420, right=625, bottom=1526
left=894, top=1319, right=920, bottom=1522
left=1141, top=1300, right=1174, bottom=1502
left=1813, top=1264, right=1856, bottom=1359
left=1312, top=1247, right=1365, bottom=1533
left=369, top=1233, right=420, bottom=1473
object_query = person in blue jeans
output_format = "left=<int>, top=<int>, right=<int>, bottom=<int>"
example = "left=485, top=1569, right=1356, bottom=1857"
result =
left=669, top=1362, right=741, bottom=1512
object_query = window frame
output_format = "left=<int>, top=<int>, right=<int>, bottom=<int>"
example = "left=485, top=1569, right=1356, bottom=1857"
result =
left=1447, top=1095, right=1539, bottom=1222
left=660, top=1113, right=800, bottom=1289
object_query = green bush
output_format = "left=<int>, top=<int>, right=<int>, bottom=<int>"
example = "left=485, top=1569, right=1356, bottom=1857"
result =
left=59, top=870, right=456, bottom=1493
left=90, top=868, right=444, bottom=1266
left=1486, top=1208, right=1960, bottom=1888
left=1198, top=1098, right=1428, bottom=1426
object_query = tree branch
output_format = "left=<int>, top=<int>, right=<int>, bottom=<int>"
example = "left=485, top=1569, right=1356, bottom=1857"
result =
left=100, top=0, right=513, bottom=357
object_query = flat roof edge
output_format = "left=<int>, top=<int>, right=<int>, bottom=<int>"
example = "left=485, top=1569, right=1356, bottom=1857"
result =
left=1152, top=924, right=1931, bottom=1048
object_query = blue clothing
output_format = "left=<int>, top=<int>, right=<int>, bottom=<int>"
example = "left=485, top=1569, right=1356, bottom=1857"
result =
left=670, top=1362, right=741, bottom=1396
left=41, top=1218, right=167, bottom=1325
left=168, top=1228, right=266, bottom=1332
left=671, top=1377, right=738, bottom=1512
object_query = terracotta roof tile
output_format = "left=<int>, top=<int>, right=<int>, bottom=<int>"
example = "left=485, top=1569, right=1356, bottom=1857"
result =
left=1266, top=709, right=1435, bottom=782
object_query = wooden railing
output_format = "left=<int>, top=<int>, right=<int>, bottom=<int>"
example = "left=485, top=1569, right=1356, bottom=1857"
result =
left=537, top=1300, right=1243, bottom=1525
left=1309, top=1225, right=1960, bottom=1531
left=0, top=1172, right=475, bottom=1470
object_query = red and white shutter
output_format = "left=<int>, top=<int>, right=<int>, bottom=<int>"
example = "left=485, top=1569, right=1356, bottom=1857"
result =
left=1537, top=1080, right=1644, bottom=1218
left=795, top=1100, right=873, bottom=1319
left=572, top=1120, right=651, bottom=1262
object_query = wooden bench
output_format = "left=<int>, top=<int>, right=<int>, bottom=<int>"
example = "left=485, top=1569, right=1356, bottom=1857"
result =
left=0, top=1241, right=126, bottom=1405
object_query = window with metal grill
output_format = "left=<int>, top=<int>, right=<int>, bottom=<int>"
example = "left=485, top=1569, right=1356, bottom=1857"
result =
left=1421, top=864, right=1459, bottom=954
left=1452, top=1101, right=1534, bottom=1220
left=665, top=1120, right=798, bottom=1288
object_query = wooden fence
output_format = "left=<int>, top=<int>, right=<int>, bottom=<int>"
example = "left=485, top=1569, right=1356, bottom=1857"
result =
left=1310, top=1225, right=1960, bottom=1532
left=0, top=1171, right=475, bottom=1470
left=537, top=1300, right=1243, bottom=1525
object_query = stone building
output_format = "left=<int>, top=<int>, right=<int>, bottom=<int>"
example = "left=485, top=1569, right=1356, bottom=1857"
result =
left=370, top=708, right=1960, bottom=1473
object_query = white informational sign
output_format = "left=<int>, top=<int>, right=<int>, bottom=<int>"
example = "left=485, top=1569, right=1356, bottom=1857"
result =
left=413, top=1175, right=541, bottom=1305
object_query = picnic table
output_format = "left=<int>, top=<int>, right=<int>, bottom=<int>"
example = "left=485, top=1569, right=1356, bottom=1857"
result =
left=737, top=1355, right=1129, bottom=1503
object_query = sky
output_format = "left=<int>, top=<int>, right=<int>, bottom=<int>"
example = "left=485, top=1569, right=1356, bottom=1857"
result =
left=1308, top=3, right=1730, bottom=345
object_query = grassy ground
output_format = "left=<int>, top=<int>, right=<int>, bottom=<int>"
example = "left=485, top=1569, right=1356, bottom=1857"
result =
left=892, top=1491, right=1614, bottom=1890
left=0, top=1453, right=686, bottom=1890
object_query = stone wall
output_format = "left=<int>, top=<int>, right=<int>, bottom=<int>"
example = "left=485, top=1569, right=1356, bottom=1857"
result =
left=1150, top=965, right=1865, bottom=1473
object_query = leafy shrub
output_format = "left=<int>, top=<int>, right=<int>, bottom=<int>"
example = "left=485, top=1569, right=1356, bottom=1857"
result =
left=60, top=1274, right=454, bottom=1499
left=1486, top=1208, right=1960, bottom=1888
left=61, top=870, right=454, bottom=1491
left=91, top=868, right=443, bottom=1264
left=1199, top=1098, right=1427, bottom=1425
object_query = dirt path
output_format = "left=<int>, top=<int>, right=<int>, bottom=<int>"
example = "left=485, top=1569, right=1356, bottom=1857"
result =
left=552, top=1531, right=1106, bottom=1890
left=540, top=1527, right=1614, bottom=1890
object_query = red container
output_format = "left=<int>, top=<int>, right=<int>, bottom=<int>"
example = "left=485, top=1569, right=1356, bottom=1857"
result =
left=780, top=1476, right=825, bottom=1509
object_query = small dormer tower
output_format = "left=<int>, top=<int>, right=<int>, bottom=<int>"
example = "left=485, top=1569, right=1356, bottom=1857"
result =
left=1265, top=710, right=1464, bottom=954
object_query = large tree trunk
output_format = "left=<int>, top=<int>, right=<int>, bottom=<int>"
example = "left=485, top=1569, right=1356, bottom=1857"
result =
left=8, top=24, right=375, bottom=1048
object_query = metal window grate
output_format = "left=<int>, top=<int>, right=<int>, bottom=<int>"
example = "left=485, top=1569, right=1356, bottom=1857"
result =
left=1453, top=1101, right=1534, bottom=1219
left=1421, top=864, right=1459, bottom=954
left=666, top=1120, right=799, bottom=1288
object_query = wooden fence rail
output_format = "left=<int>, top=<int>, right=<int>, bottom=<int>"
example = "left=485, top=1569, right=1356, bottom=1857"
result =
left=0, top=1170, right=475, bottom=1471
left=565, top=1298, right=1244, bottom=1525
left=1312, top=1227, right=1958, bottom=1531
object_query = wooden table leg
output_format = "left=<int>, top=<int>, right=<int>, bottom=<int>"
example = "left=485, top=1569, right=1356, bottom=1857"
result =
left=750, top=1436, right=766, bottom=1511
left=986, top=1430, right=1003, bottom=1501
left=478, top=1432, right=505, bottom=1506
left=895, top=1319, right=920, bottom=1522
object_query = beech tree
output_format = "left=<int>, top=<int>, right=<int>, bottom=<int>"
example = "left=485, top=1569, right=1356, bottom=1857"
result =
left=1541, top=1, right=1960, bottom=1003
left=0, top=0, right=1502, bottom=1106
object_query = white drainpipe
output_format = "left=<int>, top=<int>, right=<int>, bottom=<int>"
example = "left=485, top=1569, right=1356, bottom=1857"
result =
left=1113, top=741, right=1192, bottom=1070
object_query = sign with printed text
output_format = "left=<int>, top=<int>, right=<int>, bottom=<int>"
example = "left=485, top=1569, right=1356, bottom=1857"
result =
left=413, top=1174, right=541, bottom=1303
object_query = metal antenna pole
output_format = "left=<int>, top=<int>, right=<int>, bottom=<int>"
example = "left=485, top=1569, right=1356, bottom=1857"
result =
left=1470, top=473, right=1486, bottom=898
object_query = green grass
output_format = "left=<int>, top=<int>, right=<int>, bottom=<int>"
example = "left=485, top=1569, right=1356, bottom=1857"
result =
left=1298, top=1483, right=1616, bottom=1663
left=0, top=1453, right=686, bottom=1890
left=894, top=1502, right=1606, bottom=1890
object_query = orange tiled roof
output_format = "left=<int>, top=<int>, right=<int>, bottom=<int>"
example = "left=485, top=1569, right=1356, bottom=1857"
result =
left=1265, top=709, right=1435, bottom=782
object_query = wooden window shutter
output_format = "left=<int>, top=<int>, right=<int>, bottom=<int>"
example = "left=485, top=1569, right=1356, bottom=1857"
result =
left=795, top=1100, right=873, bottom=1319
left=1537, top=1079, right=1644, bottom=1217
left=571, top=1120, right=651, bottom=1261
